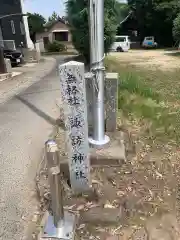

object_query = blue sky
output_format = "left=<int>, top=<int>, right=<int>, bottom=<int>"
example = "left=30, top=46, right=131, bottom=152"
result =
left=25, top=0, right=66, bottom=19
left=25, top=0, right=127, bottom=19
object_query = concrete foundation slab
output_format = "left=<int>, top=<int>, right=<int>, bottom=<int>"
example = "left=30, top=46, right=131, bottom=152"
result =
left=90, top=131, right=126, bottom=165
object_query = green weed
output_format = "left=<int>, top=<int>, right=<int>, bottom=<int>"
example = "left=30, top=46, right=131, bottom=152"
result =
left=105, top=57, right=180, bottom=143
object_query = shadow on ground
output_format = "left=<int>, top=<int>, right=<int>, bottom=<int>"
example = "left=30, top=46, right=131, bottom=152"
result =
left=16, top=96, right=65, bottom=130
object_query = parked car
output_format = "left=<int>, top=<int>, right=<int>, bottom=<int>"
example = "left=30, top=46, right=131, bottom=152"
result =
left=111, top=35, right=131, bottom=52
left=3, top=48, right=22, bottom=66
left=142, top=36, right=158, bottom=48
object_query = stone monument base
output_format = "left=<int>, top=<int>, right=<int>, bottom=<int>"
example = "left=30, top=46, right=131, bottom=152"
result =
left=90, top=130, right=126, bottom=167
left=58, top=130, right=126, bottom=185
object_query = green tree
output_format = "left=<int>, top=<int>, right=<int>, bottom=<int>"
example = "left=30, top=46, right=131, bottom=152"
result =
left=48, top=11, right=59, bottom=23
left=173, top=13, right=180, bottom=42
left=66, top=0, right=118, bottom=63
left=115, top=2, right=131, bottom=36
left=27, top=13, right=46, bottom=43
left=127, top=0, right=180, bottom=46
left=115, top=1, right=130, bottom=23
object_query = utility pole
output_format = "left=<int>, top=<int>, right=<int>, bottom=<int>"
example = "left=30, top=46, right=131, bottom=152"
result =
left=88, top=0, right=110, bottom=147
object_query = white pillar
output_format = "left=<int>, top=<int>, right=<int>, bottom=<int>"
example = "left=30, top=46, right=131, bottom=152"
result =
left=20, top=0, right=34, bottom=49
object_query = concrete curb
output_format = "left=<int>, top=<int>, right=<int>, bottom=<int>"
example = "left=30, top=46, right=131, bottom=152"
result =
left=0, top=57, right=57, bottom=105
left=0, top=73, right=12, bottom=82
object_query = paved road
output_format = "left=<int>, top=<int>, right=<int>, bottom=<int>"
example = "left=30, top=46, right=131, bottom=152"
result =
left=0, top=57, right=65, bottom=240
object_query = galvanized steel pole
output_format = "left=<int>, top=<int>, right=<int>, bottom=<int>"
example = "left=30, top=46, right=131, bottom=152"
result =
left=43, top=140, right=76, bottom=239
left=89, top=0, right=95, bottom=65
left=89, top=0, right=110, bottom=147
left=45, top=140, right=64, bottom=227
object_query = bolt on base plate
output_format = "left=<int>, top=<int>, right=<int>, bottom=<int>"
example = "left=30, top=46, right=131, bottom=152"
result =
left=42, top=211, right=76, bottom=239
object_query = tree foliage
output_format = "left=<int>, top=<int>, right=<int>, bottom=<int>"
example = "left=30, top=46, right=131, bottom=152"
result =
left=127, top=0, right=180, bottom=46
left=66, top=0, right=119, bottom=62
left=27, top=13, right=46, bottom=43
left=45, top=11, right=60, bottom=29
left=47, top=41, right=66, bottom=52
left=173, top=13, right=180, bottom=42
left=115, top=2, right=130, bottom=23
left=48, top=11, right=59, bottom=23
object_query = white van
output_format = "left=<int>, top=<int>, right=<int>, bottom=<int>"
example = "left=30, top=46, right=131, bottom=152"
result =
left=111, top=35, right=130, bottom=52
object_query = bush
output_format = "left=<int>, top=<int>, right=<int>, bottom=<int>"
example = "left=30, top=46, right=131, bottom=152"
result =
left=47, top=41, right=66, bottom=52
left=66, top=0, right=118, bottom=63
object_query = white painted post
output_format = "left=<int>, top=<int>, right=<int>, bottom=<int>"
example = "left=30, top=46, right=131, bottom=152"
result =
left=59, top=61, right=90, bottom=193
left=35, top=42, right=41, bottom=62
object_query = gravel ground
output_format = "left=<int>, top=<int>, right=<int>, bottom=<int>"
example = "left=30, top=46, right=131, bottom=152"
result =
left=110, top=50, right=180, bottom=71
left=36, top=119, right=180, bottom=240
left=0, top=57, right=56, bottom=105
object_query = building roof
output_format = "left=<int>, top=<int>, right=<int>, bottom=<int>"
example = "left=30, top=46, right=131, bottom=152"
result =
left=44, top=17, right=69, bottom=30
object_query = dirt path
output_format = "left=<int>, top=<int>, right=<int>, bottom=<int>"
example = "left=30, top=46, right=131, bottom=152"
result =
left=110, top=50, right=180, bottom=71
left=37, top=121, right=180, bottom=240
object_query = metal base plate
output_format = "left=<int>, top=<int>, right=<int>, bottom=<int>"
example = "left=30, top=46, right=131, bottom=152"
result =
left=89, top=135, right=110, bottom=148
left=42, top=211, right=76, bottom=239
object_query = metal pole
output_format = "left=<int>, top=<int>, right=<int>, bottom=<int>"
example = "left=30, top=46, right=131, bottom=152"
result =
left=0, top=13, right=27, bottom=19
left=45, top=140, right=64, bottom=227
left=94, top=0, right=105, bottom=141
left=43, top=140, right=76, bottom=239
left=89, top=0, right=110, bottom=147
left=89, top=0, right=95, bottom=65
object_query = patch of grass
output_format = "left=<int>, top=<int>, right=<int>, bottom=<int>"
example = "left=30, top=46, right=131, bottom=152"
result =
left=105, top=56, right=180, bottom=102
left=118, top=91, right=180, bottom=142
left=165, top=52, right=180, bottom=57
left=105, top=56, right=180, bottom=143
left=119, top=72, right=160, bottom=101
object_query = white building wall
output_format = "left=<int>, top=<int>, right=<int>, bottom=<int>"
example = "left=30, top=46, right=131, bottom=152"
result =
left=20, top=0, right=34, bottom=49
